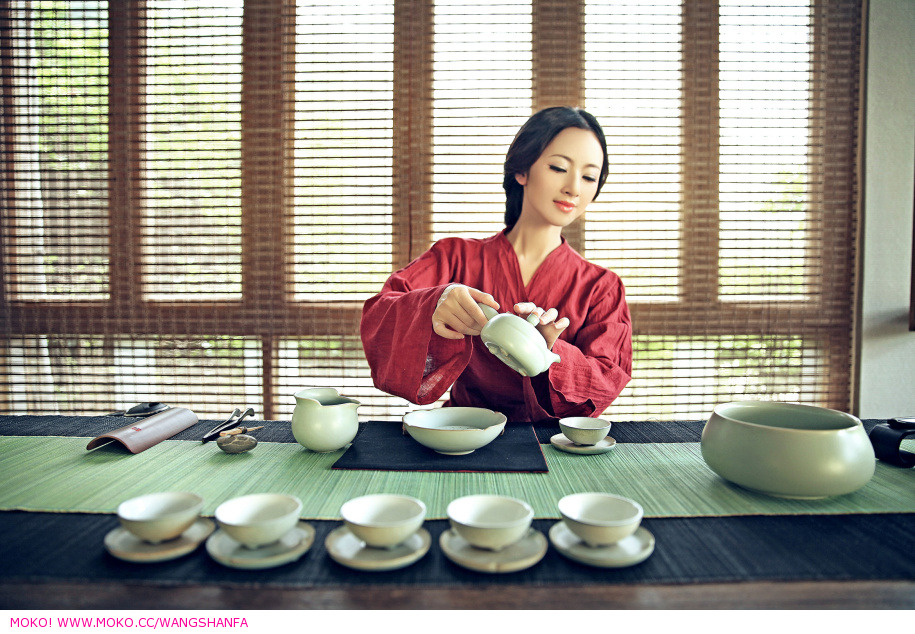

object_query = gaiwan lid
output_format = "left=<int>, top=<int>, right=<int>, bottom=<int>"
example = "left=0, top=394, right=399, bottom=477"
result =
left=477, top=303, right=560, bottom=377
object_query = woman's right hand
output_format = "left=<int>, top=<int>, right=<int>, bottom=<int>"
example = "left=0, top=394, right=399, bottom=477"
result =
left=432, top=284, right=500, bottom=340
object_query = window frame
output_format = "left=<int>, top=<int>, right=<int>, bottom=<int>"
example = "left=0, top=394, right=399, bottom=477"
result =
left=0, top=0, right=862, bottom=418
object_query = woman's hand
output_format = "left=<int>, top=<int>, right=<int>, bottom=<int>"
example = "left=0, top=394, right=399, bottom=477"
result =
left=514, top=302, right=569, bottom=350
left=432, top=284, right=500, bottom=340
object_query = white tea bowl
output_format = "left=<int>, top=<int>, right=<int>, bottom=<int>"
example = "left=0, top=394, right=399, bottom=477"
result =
left=117, top=491, right=204, bottom=544
left=558, top=492, right=643, bottom=548
left=701, top=401, right=876, bottom=499
left=402, top=407, right=507, bottom=455
left=340, top=494, right=427, bottom=549
left=214, top=493, right=302, bottom=549
left=559, top=417, right=612, bottom=446
left=447, top=494, right=533, bottom=551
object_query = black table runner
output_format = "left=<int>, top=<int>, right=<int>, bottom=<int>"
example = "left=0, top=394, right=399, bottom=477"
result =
left=2, top=414, right=888, bottom=446
left=0, top=414, right=743, bottom=445
left=1, top=511, right=913, bottom=595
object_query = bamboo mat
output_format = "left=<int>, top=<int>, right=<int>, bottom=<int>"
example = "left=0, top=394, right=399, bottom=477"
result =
left=1, top=436, right=912, bottom=519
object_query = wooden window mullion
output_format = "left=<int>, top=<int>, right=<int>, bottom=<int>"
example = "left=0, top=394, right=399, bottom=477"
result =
left=241, top=0, right=287, bottom=311
left=240, top=0, right=289, bottom=419
left=812, top=0, right=862, bottom=410
left=107, top=0, right=145, bottom=319
left=533, top=0, right=586, bottom=252
left=680, top=0, right=720, bottom=309
left=393, top=0, right=434, bottom=268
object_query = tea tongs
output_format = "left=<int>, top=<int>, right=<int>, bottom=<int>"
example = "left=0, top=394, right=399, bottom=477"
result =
left=202, top=407, right=256, bottom=442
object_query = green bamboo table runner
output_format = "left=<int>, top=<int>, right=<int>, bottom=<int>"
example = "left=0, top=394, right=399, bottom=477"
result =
left=2, top=436, right=913, bottom=519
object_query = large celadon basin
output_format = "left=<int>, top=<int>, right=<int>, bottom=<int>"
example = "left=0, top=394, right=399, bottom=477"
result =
left=700, top=401, right=875, bottom=499
left=402, top=407, right=507, bottom=455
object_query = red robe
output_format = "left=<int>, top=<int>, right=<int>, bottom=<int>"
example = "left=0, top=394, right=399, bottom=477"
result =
left=360, top=231, right=632, bottom=422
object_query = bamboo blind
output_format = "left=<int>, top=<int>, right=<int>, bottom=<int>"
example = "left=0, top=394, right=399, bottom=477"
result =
left=0, top=0, right=862, bottom=421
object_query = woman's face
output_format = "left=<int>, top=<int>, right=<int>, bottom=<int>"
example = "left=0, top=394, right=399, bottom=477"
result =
left=514, top=127, right=604, bottom=230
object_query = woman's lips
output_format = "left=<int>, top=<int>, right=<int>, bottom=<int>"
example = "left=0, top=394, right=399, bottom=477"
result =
left=555, top=200, right=576, bottom=213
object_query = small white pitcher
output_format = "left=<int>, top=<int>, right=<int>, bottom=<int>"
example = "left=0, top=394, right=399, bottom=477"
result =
left=291, top=388, right=360, bottom=452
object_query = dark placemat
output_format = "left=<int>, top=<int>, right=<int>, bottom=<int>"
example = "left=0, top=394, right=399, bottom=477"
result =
left=1, top=511, right=912, bottom=601
left=332, top=421, right=548, bottom=472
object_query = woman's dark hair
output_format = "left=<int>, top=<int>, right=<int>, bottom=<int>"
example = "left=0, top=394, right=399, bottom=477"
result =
left=502, top=106, right=609, bottom=229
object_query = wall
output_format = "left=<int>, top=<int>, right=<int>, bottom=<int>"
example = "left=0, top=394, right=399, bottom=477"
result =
left=857, top=0, right=915, bottom=417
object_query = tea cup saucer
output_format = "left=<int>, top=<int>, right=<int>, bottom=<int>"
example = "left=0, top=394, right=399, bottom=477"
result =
left=440, top=527, right=547, bottom=573
left=105, top=518, right=215, bottom=563
left=325, top=525, right=431, bottom=571
left=550, top=433, right=617, bottom=455
left=548, top=520, right=654, bottom=568
left=206, top=520, right=315, bottom=569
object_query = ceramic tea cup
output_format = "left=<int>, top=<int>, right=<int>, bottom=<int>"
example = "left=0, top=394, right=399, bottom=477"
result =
left=214, top=493, right=302, bottom=549
left=117, top=491, right=204, bottom=544
left=447, top=494, right=533, bottom=551
left=558, top=492, right=643, bottom=548
left=559, top=417, right=612, bottom=446
left=340, top=494, right=427, bottom=549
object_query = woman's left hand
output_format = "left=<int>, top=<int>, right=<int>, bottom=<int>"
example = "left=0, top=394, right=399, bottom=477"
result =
left=514, top=302, right=570, bottom=350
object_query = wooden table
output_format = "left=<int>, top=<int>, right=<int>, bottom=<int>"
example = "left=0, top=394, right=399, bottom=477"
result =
left=3, top=576, right=913, bottom=610
left=1, top=415, right=913, bottom=610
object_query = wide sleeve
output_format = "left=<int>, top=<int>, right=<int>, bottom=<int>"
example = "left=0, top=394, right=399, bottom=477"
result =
left=359, top=244, right=473, bottom=405
left=539, top=272, right=632, bottom=418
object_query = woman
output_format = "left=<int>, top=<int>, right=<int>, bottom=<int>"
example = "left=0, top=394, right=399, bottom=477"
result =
left=360, top=106, right=632, bottom=422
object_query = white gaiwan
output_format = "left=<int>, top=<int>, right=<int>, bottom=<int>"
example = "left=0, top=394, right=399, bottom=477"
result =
left=291, top=387, right=360, bottom=453
left=477, top=303, right=560, bottom=377
left=701, top=401, right=876, bottom=499
left=402, top=407, right=507, bottom=455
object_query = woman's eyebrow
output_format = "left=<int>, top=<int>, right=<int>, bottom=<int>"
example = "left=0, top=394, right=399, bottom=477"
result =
left=547, top=153, right=601, bottom=170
